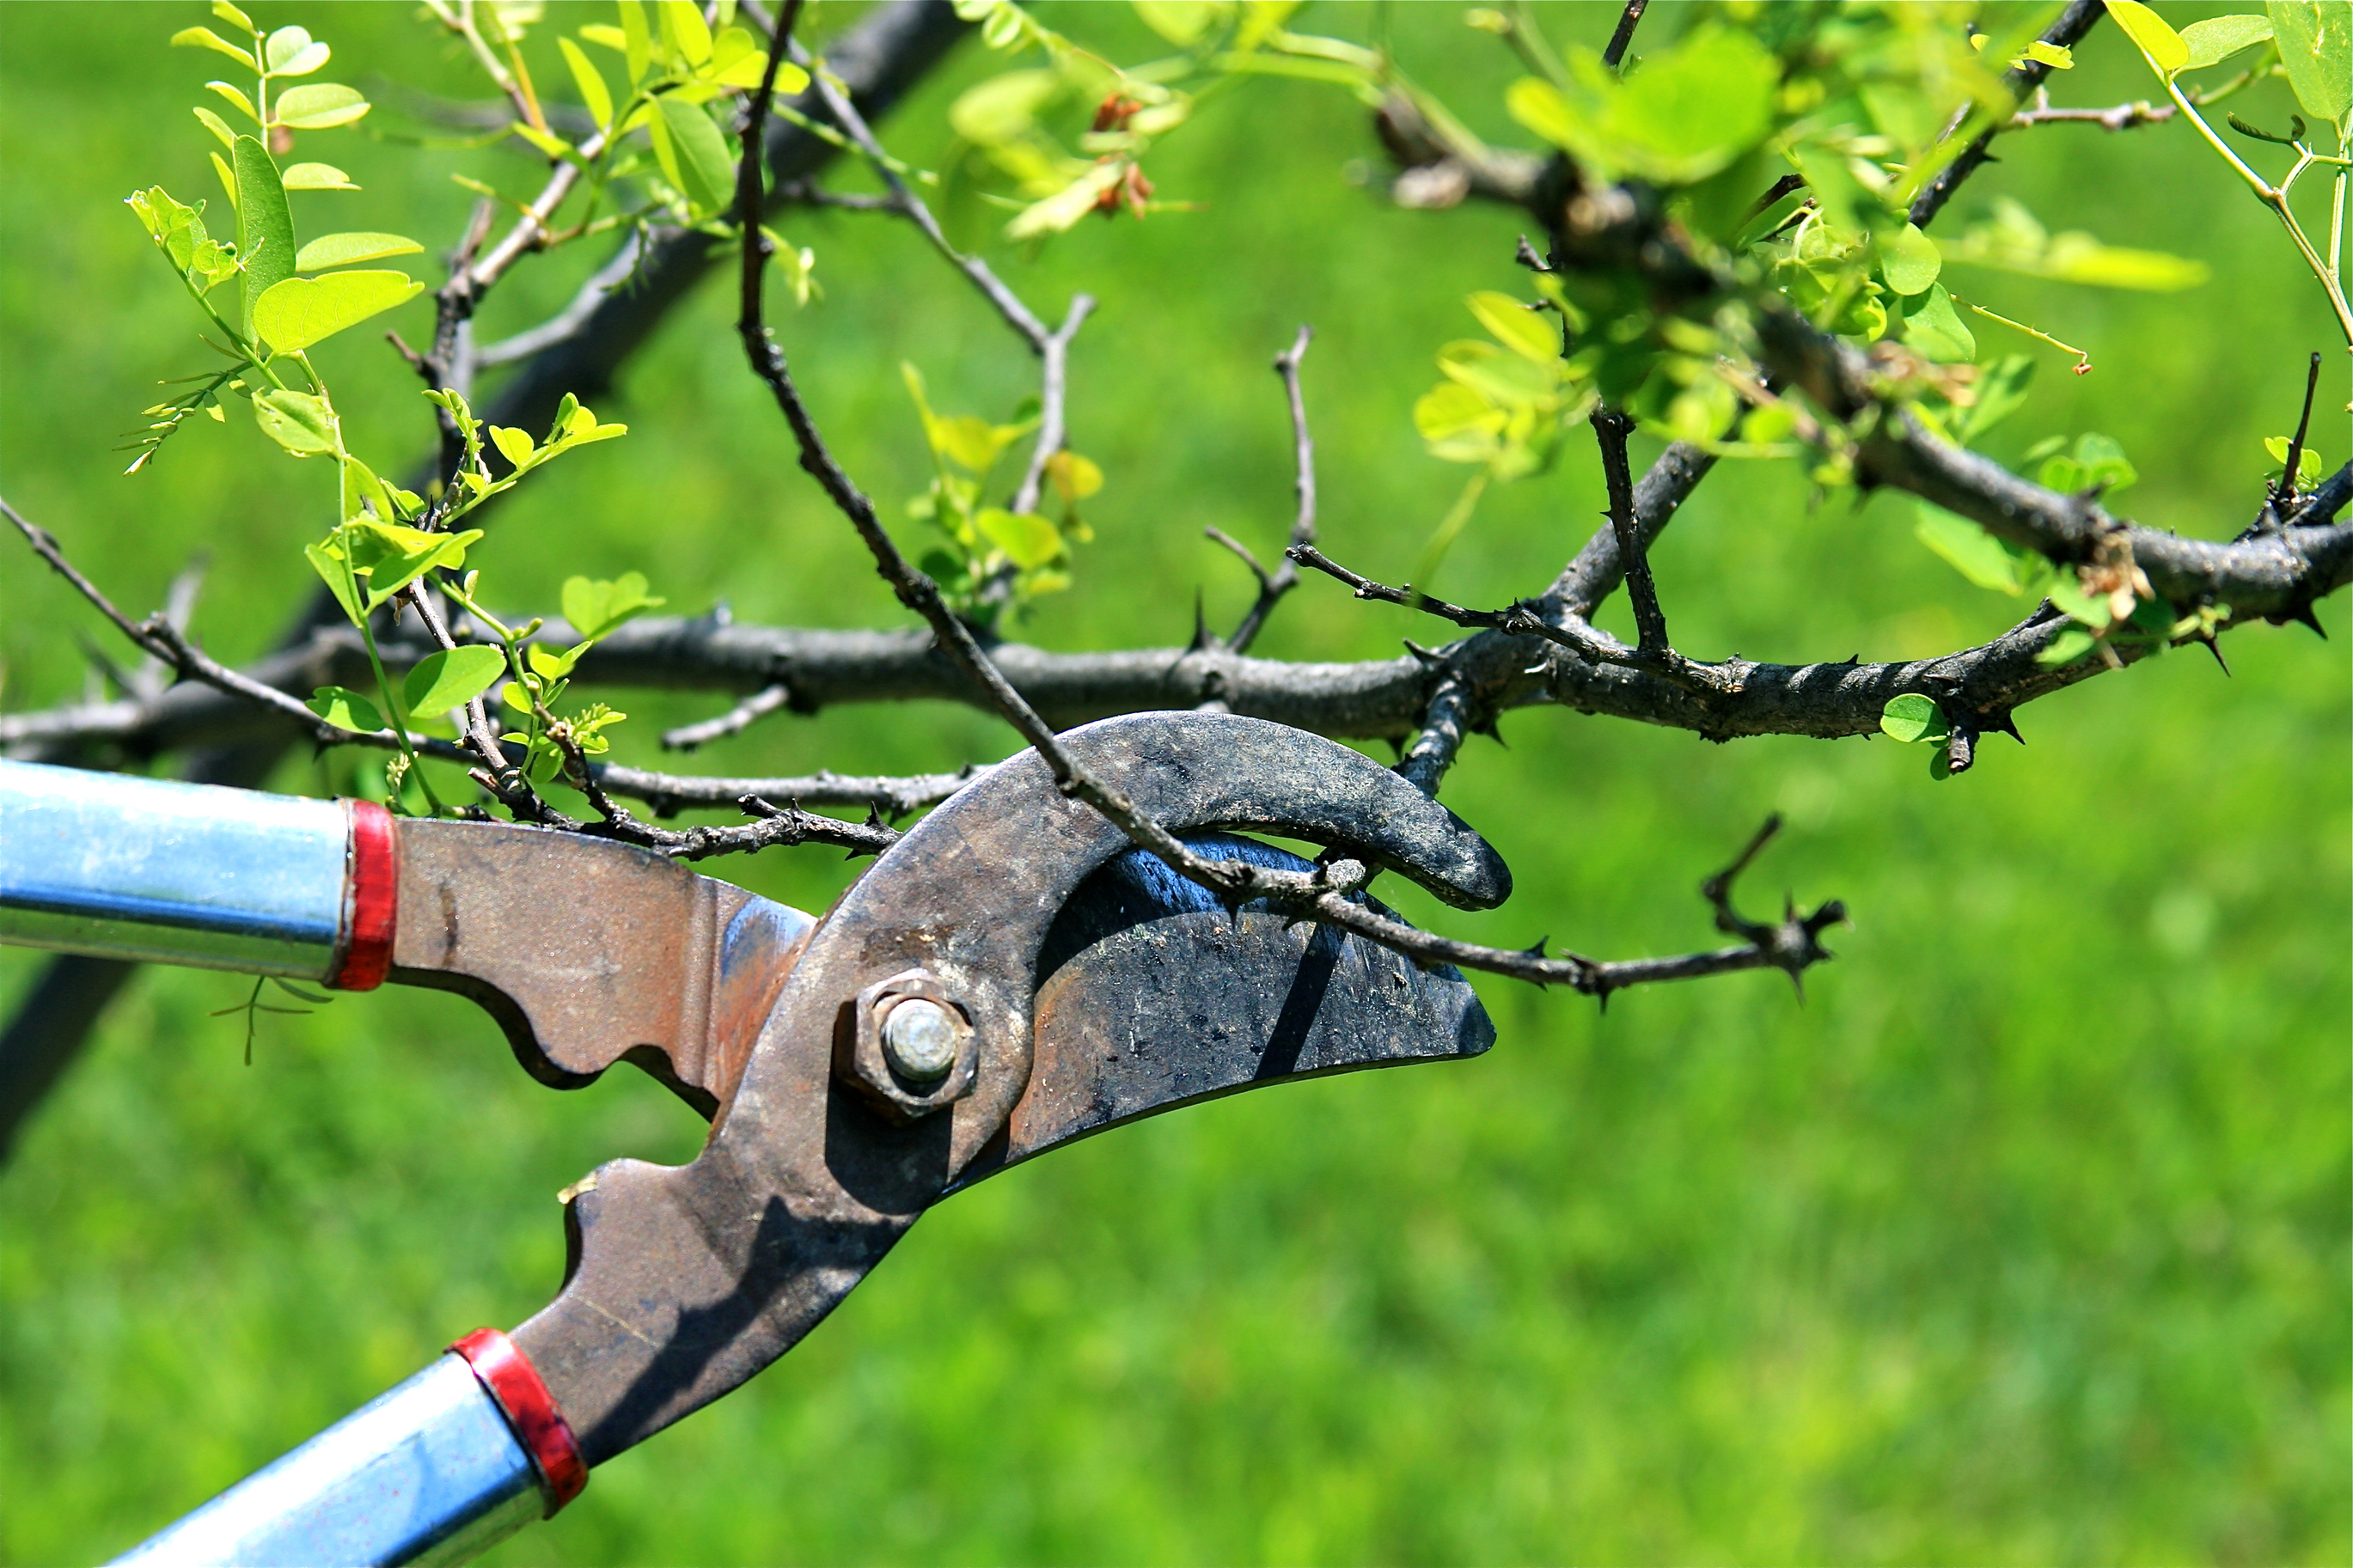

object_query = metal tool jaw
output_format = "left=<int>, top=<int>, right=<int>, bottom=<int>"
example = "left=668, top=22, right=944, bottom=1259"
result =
left=4, top=711, right=1511, bottom=1565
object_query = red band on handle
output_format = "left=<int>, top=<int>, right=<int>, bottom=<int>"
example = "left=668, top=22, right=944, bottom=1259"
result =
left=449, top=1327, right=589, bottom=1514
left=330, top=800, right=397, bottom=991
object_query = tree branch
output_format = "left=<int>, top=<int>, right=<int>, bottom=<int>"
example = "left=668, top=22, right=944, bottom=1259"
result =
left=1907, top=0, right=2109, bottom=229
left=1219, top=326, right=1318, bottom=655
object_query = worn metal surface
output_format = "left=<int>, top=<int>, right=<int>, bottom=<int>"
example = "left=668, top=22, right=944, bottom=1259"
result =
left=0, top=759, right=349, bottom=979
left=107, top=1353, right=539, bottom=1568
left=515, top=712, right=1510, bottom=1465
left=388, top=820, right=812, bottom=1118
left=968, top=833, right=1494, bottom=1185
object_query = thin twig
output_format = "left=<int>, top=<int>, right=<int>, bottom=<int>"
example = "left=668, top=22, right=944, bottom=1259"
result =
left=1223, top=326, right=1318, bottom=655
left=1009, top=294, right=1097, bottom=516
left=661, top=681, right=795, bottom=751
left=1600, top=0, right=1648, bottom=69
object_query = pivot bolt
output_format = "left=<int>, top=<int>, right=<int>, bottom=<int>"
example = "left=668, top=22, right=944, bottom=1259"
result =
left=881, top=998, right=958, bottom=1083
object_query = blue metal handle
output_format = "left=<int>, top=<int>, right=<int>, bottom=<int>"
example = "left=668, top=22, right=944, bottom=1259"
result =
left=0, top=759, right=354, bottom=980
left=107, top=1354, right=544, bottom=1568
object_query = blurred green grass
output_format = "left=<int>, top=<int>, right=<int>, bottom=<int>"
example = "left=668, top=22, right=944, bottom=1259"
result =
left=2, top=3, right=2346, bottom=1564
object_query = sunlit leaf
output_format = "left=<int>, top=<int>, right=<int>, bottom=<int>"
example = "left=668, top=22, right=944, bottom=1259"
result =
left=403, top=646, right=507, bottom=717
left=254, top=270, right=424, bottom=354
left=281, top=162, right=359, bottom=191
left=1879, top=693, right=1949, bottom=744
left=253, top=387, right=336, bottom=455
left=308, top=685, right=382, bottom=732
left=173, top=27, right=258, bottom=70
left=2266, top=0, right=2350, bottom=123
left=1876, top=223, right=1941, bottom=296
left=264, top=26, right=330, bottom=76
left=561, top=571, right=665, bottom=641
left=950, top=70, right=1060, bottom=145
left=559, top=36, right=614, bottom=129
left=295, top=232, right=423, bottom=272
left=655, top=95, right=736, bottom=215
left=2107, top=0, right=2191, bottom=75
left=2179, top=13, right=2275, bottom=68
left=274, top=82, right=371, bottom=130
left=977, top=508, right=1062, bottom=569
left=1467, top=291, right=1559, bottom=362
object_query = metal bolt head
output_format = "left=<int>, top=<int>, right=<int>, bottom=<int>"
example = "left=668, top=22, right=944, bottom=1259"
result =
left=881, top=998, right=958, bottom=1083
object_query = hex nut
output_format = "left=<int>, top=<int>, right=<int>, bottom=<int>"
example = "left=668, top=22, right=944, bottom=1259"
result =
left=835, top=969, right=978, bottom=1121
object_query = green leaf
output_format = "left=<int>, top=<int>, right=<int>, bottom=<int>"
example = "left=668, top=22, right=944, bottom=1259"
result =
left=976, top=508, right=1063, bottom=569
left=1951, top=355, right=2036, bottom=445
left=1879, top=693, right=1950, bottom=744
left=559, top=36, right=614, bottom=129
left=281, top=162, right=358, bottom=192
left=173, top=26, right=258, bottom=69
left=1508, top=24, right=1777, bottom=186
left=511, top=121, right=576, bottom=161
left=2108, top=0, right=2191, bottom=74
left=2020, top=40, right=2075, bottom=68
left=659, top=0, right=712, bottom=64
left=489, top=425, right=536, bottom=468
left=654, top=95, right=736, bottom=215
left=340, top=455, right=393, bottom=522
left=2069, top=432, right=2139, bottom=495
left=2266, top=1, right=2351, bottom=124
left=1467, top=291, right=1558, bottom=363
left=207, top=80, right=260, bottom=125
left=403, top=646, right=507, bottom=717
left=1877, top=223, right=1942, bottom=296
left=2036, top=627, right=2099, bottom=666
left=1005, top=164, right=1124, bottom=240
left=561, top=571, right=665, bottom=642
left=193, top=106, right=237, bottom=149
left=253, top=388, right=336, bottom=455
left=2264, top=435, right=2326, bottom=484
left=1415, top=381, right=1504, bottom=442
left=950, top=70, right=1060, bottom=145
left=2180, top=14, right=2277, bottom=68
left=231, top=136, right=294, bottom=333
left=254, top=271, right=424, bottom=355
left=273, top=82, right=371, bottom=131
left=1916, top=504, right=2034, bottom=594
left=1134, top=0, right=1222, bottom=45
left=619, top=0, right=652, bottom=84
left=295, top=232, right=423, bottom=272
left=304, top=540, right=364, bottom=623
left=212, top=1, right=258, bottom=32
left=1437, top=339, right=1557, bottom=406
left=308, top=685, right=382, bottom=732
left=347, top=519, right=483, bottom=606
left=1899, top=284, right=1975, bottom=363
left=263, top=26, right=330, bottom=76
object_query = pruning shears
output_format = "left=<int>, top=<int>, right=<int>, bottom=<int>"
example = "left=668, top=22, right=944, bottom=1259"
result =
left=0, top=711, right=1513, bottom=1566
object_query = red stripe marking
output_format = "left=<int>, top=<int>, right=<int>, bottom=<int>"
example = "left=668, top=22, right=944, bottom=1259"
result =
left=330, top=800, right=397, bottom=991
left=449, top=1327, right=590, bottom=1513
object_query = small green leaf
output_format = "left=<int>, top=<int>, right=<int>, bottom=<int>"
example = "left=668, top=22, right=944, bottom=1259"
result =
left=304, top=540, right=364, bottom=624
left=192, top=106, right=237, bottom=149
left=561, top=571, right=665, bottom=642
left=264, top=26, right=330, bottom=76
left=1876, top=223, right=1941, bottom=296
left=511, top=121, right=576, bottom=161
left=273, top=82, right=371, bottom=130
left=207, top=79, right=260, bottom=125
left=654, top=95, right=736, bottom=215
left=2108, top=0, right=2191, bottom=74
left=950, top=70, right=1059, bottom=144
left=2020, top=40, right=2075, bottom=68
left=1916, top=504, right=2031, bottom=594
left=254, top=271, right=424, bottom=355
left=2069, top=432, right=2139, bottom=495
left=2267, top=0, right=2350, bottom=125
left=281, top=162, right=358, bottom=192
left=1879, top=692, right=1950, bottom=744
left=489, top=425, right=536, bottom=468
left=295, top=232, right=424, bottom=272
left=347, top=519, right=484, bottom=606
left=231, top=136, right=295, bottom=333
left=2263, top=435, right=2325, bottom=484
left=403, top=646, right=507, bottom=717
left=976, top=508, right=1062, bottom=569
left=1928, top=746, right=1954, bottom=781
left=1898, top=284, right=1975, bottom=363
left=1467, top=291, right=1559, bottom=363
left=308, top=685, right=383, bottom=732
left=559, top=36, right=614, bottom=129
left=2180, top=13, right=2277, bottom=67
left=620, top=0, right=652, bottom=84
left=253, top=388, right=337, bottom=455
left=212, top=0, right=258, bottom=32
left=1134, top=0, right=1219, bottom=44
left=659, top=0, right=712, bottom=64
left=2036, top=627, right=2099, bottom=666
left=173, top=26, right=259, bottom=69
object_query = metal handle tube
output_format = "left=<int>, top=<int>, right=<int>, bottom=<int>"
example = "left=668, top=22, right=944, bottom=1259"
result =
left=104, top=1323, right=591, bottom=1568
left=0, top=759, right=393, bottom=987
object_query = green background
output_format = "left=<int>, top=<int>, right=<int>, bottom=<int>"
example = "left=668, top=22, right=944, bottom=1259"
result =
left=3, top=3, right=2345, bottom=1563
